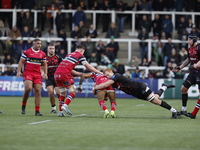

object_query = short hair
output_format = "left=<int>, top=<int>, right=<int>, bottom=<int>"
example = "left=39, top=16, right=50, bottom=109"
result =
left=103, top=68, right=113, bottom=74
left=33, top=38, right=41, bottom=42
left=76, top=44, right=85, bottom=50
left=48, top=43, right=55, bottom=47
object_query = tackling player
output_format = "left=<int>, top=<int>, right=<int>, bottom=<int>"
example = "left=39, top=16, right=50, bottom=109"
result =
left=93, top=68, right=179, bottom=119
left=16, top=39, right=47, bottom=116
left=54, top=44, right=102, bottom=117
left=46, top=44, right=62, bottom=113
left=78, top=72, right=117, bottom=118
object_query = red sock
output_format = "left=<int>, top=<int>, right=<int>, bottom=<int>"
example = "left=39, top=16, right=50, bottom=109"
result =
left=65, top=93, right=75, bottom=105
left=59, top=95, right=65, bottom=111
left=22, top=101, right=27, bottom=106
left=99, top=100, right=107, bottom=111
left=35, top=106, right=40, bottom=112
left=191, top=99, right=200, bottom=116
left=111, top=102, right=117, bottom=111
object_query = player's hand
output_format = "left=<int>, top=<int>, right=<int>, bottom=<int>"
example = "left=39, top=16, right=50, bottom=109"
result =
left=78, top=86, right=82, bottom=93
left=193, top=63, right=199, bottom=69
left=16, top=72, right=23, bottom=78
left=172, top=66, right=180, bottom=73
left=42, top=74, right=48, bottom=79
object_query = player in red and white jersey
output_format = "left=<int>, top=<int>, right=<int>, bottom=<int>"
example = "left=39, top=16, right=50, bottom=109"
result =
left=78, top=72, right=117, bottom=118
left=16, top=39, right=47, bottom=116
left=54, top=44, right=102, bottom=117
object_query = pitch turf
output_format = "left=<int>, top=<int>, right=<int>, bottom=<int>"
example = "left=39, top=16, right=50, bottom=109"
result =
left=0, top=97, right=200, bottom=150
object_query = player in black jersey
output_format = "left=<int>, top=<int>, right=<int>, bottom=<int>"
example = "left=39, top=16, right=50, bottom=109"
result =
left=46, top=44, right=62, bottom=114
left=173, top=35, right=200, bottom=118
left=93, top=68, right=179, bottom=119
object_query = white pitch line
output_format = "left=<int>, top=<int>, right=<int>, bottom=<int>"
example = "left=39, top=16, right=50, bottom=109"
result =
left=136, top=104, right=145, bottom=106
left=28, top=120, right=52, bottom=125
left=71, top=114, right=87, bottom=117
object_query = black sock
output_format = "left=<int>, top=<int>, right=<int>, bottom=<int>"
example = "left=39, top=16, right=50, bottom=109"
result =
left=155, top=89, right=164, bottom=97
left=160, top=101, right=171, bottom=110
left=182, top=94, right=188, bottom=107
left=51, top=105, right=56, bottom=107
left=22, top=105, right=26, bottom=109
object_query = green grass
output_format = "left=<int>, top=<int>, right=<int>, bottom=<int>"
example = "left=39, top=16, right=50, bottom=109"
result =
left=0, top=97, right=200, bottom=150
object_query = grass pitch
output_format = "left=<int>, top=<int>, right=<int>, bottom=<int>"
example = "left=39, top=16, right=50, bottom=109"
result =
left=0, top=97, right=200, bottom=150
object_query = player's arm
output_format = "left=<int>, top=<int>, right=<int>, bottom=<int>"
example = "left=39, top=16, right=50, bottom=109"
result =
left=94, top=80, right=114, bottom=90
left=16, top=58, right=26, bottom=77
left=84, top=62, right=103, bottom=74
left=173, top=58, right=190, bottom=72
left=78, top=73, right=92, bottom=93
left=71, top=70, right=84, bottom=76
left=42, top=60, right=48, bottom=79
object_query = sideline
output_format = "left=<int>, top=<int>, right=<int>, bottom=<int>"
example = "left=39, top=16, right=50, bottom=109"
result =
left=28, top=120, right=52, bottom=125
left=71, top=114, right=87, bottom=117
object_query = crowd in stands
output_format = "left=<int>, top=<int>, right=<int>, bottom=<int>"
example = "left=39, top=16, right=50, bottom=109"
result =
left=0, top=0, right=200, bottom=79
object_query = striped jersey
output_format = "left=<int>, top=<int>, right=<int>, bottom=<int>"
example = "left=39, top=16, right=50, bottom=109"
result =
left=56, top=51, right=87, bottom=73
left=188, top=44, right=200, bottom=72
left=21, top=47, right=46, bottom=74
left=90, top=72, right=103, bottom=82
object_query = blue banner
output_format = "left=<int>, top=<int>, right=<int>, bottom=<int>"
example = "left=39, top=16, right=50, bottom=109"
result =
left=0, top=77, right=158, bottom=98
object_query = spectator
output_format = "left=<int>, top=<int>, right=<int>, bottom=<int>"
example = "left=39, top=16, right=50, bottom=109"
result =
left=0, top=17, right=5, bottom=35
left=58, top=29, right=67, bottom=49
left=140, top=0, right=152, bottom=11
left=1, top=67, right=11, bottom=76
left=163, top=0, right=174, bottom=11
left=2, top=38, right=13, bottom=57
left=22, top=11, right=33, bottom=31
left=79, top=21, right=87, bottom=38
left=85, top=24, right=98, bottom=38
left=106, top=22, right=120, bottom=38
left=31, top=27, right=42, bottom=38
left=128, top=56, right=139, bottom=67
left=23, top=39, right=32, bottom=50
left=178, top=47, right=188, bottom=64
left=21, top=26, right=31, bottom=37
left=55, top=9, right=65, bottom=34
left=154, top=71, right=163, bottom=79
left=88, top=52, right=99, bottom=65
left=163, top=62, right=174, bottom=78
left=3, top=54, right=14, bottom=65
left=54, top=41, right=63, bottom=54
left=12, top=40, right=23, bottom=63
left=177, top=16, right=187, bottom=40
left=140, top=70, right=148, bottom=79
left=139, top=57, right=151, bottom=66
left=139, top=14, right=151, bottom=33
left=131, top=67, right=140, bottom=78
left=71, top=38, right=84, bottom=52
left=106, top=36, right=119, bottom=60
left=70, top=26, right=81, bottom=40
left=48, top=3, right=58, bottom=29
left=174, top=0, right=187, bottom=11
left=152, top=14, right=162, bottom=36
left=112, top=59, right=125, bottom=75
left=83, top=36, right=96, bottom=60
left=40, top=6, right=47, bottom=31
left=152, top=0, right=165, bottom=11
left=162, top=15, right=173, bottom=39
left=16, top=10, right=25, bottom=32
left=153, top=40, right=164, bottom=66
left=116, top=1, right=125, bottom=32
left=58, top=48, right=67, bottom=58
left=95, top=40, right=106, bottom=63
left=186, top=19, right=195, bottom=35
left=23, top=0, right=35, bottom=9
left=91, top=0, right=101, bottom=29
left=131, top=1, right=141, bottom=31
left=179, top=30, right=188, bottom=49
left=190, top=27, right=200, bottom=38
left=9, top=25, right=21, bottom=38
left=101, top=52, right=111, bottom=66
left=163, top=38, right=176, bottom=66
left=73, top=6, right=86, bottom=26
left=137, top=28, right=149, bottom=61
left=66, top=3, right=73, bottom=31
left=123, top=70, right=132, bottom=78
left=102, top=0, right=111, bottom=32
left=167, top=48, right=179, bottom=66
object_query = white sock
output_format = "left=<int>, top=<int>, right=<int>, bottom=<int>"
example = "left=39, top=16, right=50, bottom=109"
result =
left=52, top=106, right=56, bottom=110
left=181, top=106, right=187, bottom=111
left=170, top=107, right=177, bottom=113
left=161, top=86, right=167, bottom=91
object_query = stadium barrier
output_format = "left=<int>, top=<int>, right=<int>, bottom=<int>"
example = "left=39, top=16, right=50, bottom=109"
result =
left=0, top=76, right=198, bottom=99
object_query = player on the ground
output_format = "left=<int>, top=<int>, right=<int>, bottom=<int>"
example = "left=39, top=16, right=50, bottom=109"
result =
left=93, top=68, right=179, bottom=119
left=46, top=44, right=62, bottom=113
left=78, top=72, right=117, bottom=118
left=54, top=44, right=103, bottom=117
left=16, top=38, right=47, bottom=116
left=173, top=34, right=200, bottom=116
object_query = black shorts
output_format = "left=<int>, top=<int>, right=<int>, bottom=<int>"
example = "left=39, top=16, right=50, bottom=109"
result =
left=131, top=82, right=152, bottom=100
left=45, top=77, right=57, bottom=88
left=183, top=72, right=200, bottom=89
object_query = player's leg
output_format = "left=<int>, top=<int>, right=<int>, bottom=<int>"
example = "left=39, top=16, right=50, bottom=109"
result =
left=21, top=80, right=33, bottom=114
left=107, top=91, right=117, bottom=118
left=47, top=85, right=56, bottom=113
left=147, top=93, right=178, bottom=119
left=57, top=86, right=66, bottom=117
left=96, top=90, right=109, bottom=118
left=154, top=83, right=175, bottom=99
left=33, top=83, right=43, bottom=116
